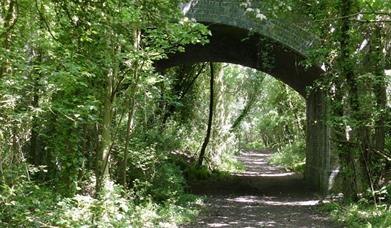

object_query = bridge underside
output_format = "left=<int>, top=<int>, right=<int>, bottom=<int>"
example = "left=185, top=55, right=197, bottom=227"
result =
left=157, top=24, right=323, bottom=96
left=156, top=24, right=331, bottom=194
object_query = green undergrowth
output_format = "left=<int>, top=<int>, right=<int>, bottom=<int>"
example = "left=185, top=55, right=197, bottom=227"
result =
left=218, top=152, right=246, bottom=173
left=268, top=140, right=306, bottom=173
left=321, top=183, right=391, bottom=227
left=184, top=152, right=245, bottom=182
left=321, top=201, right=391, bottom=227
left=185, top=165, right=233, bottom=182
left=0, top=176, right=203, bottom=227
left=244, top=141, right=264, bottom=151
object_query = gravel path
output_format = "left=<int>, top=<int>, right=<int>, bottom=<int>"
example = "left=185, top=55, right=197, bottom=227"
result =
left=183, top=150, right=339, bottom=228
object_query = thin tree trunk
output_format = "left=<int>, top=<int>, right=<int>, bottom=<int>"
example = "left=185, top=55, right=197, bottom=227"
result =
left=161, top=64, right=206, bottom=127
left=0, top=0, right=17, bottom=78
left=285, top=85, right=303, bottom=134
left=96, top=68, right=114, bottom=195
left=371, top=25, right=387, bottom=157
left=121, top=104, right=137, bottom=186
left=144, top=90, right=148, bottom=127
left=31, top=75, right=40, bottom=165
left=197, top=63, right=215, bottom=168
left=230, top=96, right=255, bottom=131
left=30, top=48, right=42, bottom=166
left=121, top=29, right=141, bottom=187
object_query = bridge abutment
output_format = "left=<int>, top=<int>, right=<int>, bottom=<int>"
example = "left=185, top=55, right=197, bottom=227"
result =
left=305, top=89, right=331, bottom=194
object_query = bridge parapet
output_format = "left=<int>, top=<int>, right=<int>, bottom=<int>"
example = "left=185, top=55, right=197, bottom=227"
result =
left=182, top=0, right=319, bottom=56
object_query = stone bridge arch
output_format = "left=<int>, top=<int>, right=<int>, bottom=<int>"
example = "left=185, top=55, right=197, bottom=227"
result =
left=156, top=0, right=331, bottom=193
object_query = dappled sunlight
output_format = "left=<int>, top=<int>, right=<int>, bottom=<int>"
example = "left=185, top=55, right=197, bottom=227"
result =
left=261, top=199, right=320, bottom=206
left=207, top=223, right=229, bottom=227
left=187, top=191, right=331, bottom=227
left=228, top=196, right=320, bottom=206
left=239, top=151, right=269, bottom=157
left=258, top=173, right=295, bottom=177
left=235, top=171, right=296, bottom=177
left=185, top=150, right=337, bottom=227
left=232, top=150, right=301, bottom=179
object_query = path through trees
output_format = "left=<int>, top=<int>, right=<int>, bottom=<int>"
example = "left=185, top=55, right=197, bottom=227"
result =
left=186, top=150, right=338, bottom=227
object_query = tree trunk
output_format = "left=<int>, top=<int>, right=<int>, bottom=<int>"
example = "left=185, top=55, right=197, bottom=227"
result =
left=371, top=25, right=386, bottom=157
left=0, top=0, right=16, bottom=78
left=337, top=0, right=359, bottom=200
left=121, top=29, right=141, bottom=187
left=30, top=72, right=41, bottom=165
left=197, top=63, right=215, bottom=168
left=30, top=47, right=42, bottom=166
left=96, top=68, right=114, bottom=195
left=121, top=103, right=137, bottom=187
left=231, top=96, right=256, bottom=131
left=161, top=64, right=206, bottom=127
left=285, top=84, right=304, bottom=134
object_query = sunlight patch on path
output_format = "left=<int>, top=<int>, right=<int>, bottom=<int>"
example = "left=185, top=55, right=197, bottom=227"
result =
left=228, top=196, right=320, bottom=206
left=235, top=172, right=295, bottom=177
left=183, top=150, right=337, bottom=228
left=233, top=150, right=297, bottom=177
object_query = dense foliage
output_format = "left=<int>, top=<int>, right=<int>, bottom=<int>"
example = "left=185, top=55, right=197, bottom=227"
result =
left=0, top=0, right=390, bottom=226
left=0, top=0, right=209, bottom=226
left=243, top=0, right=391, bottom=224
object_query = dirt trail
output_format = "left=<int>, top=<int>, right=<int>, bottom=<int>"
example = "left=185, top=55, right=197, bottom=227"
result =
left=184, top=150, right=339, bottom=228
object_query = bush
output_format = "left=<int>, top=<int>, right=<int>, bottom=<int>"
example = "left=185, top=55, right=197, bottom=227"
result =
left=150, top=163, right=185, bottom=201
left=244, top=141, right=264, bottom=150
left=0, top=176, right=203, bottom=227
left=321, top=201, right=391, bottom=227
left=0, top=180, right=58, bottom=227
left=269, top=140, right=306, bottom=173
left=185, top=165, right=211, bottom=181
left=218, top=152, right=245, bottom=173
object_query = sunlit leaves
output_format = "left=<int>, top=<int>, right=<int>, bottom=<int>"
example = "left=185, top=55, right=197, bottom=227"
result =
left=144, top=18, right=209, bottom=60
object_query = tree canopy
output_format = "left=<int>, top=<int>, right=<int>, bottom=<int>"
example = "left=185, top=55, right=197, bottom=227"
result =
left=0, top=0, right=390, bottom=226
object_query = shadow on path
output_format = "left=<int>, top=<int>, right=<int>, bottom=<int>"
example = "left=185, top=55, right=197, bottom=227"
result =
left=184, top=150, right=338, bottom=228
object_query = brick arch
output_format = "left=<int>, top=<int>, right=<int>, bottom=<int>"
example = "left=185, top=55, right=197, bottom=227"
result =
left=156, top=23, right=322, bottom=96
left=156, top=0, right=323, bottom=96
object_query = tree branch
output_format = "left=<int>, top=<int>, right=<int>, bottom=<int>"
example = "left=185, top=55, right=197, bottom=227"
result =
left=35, top=0, right=59, bottom=41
